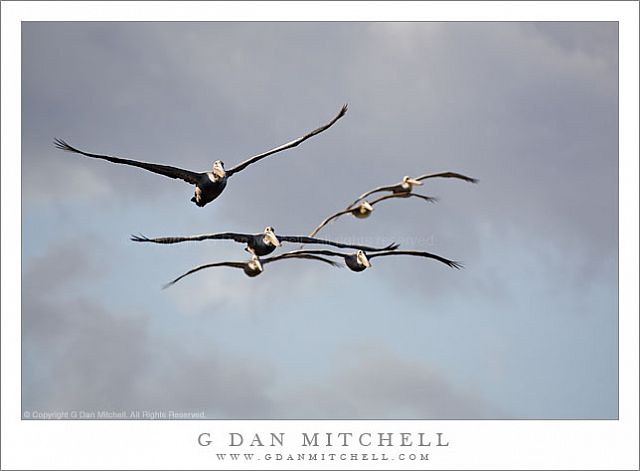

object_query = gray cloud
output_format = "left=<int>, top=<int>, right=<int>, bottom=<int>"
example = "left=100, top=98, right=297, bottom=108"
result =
left=275, top=343, right=502, bottom=419
left=22, top=240, right=276, bottom=418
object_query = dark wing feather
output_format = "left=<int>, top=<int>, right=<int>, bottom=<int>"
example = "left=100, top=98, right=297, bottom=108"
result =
left=54, top=138, right=202, bottom=184
left=278, top=235, right=398, bottom=252
left=347, top=183, right=403, bottom=208
left=367, top=250, right=463, bottom=269
left=163, top=261, right=246, bottom=288
left=263, top=251, right=341, bottom=267
left=369, top=193, right=438, bottom=206
left=225, top=104, right=348, bottom=177
left=308, top=208, right=353, bottom=237
left=131, top=232, right=253, bottom=245
left=415, top=171, right=478, bottom=184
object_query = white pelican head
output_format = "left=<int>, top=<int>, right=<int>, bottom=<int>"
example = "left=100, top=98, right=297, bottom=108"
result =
left=402, top=175, right=423, bottom=187
left=356, top=250, right=371, bottom=268
left=359, top=200, right=374, bottom=213
left=247, top=254, right=263, bottom=273
left=212, top=160, right=226, bottom=179
left=263, top=226, right=281, bottom=247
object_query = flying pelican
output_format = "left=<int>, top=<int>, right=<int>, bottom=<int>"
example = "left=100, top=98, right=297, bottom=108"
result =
left=163, top=250, right=340, bottom=287
left=308, top=193, right=438, bottom=238
left=131, top=226, right=399, bottom=257
left=54, top=104, right=348, bottom=207
left=278, top=249, right=463, bottom=272
left=348, top=172, right=477, bottom=208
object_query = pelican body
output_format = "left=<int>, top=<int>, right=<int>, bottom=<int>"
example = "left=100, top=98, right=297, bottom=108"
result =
left=344, top=250, right=372, bottom=272
left=192, top=161, right=228, bottom=206
left=242, top=256, right=264, bottom=277
left=54, top=104, right=348, bottom=208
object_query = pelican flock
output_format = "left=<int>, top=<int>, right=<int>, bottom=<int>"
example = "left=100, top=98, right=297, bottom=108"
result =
left=56, top=104, right=477, bottom=287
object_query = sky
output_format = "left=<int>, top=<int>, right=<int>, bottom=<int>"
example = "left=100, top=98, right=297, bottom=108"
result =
left=21, top=22, right=618, bottom=419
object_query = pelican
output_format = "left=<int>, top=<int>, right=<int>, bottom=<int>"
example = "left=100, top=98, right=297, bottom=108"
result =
left=279, top=249, right=463, bottom=272
left=131, top=226, right=399, bottom=256
left=308, top=193, right=438, bottom=238
left=349, top=172, right=478, bottom=208
left=54, top=104, right=348, bottom=207
left=163, top=251, right=339, bottom=287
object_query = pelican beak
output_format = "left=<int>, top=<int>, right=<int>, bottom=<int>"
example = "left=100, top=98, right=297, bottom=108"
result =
left=265, top=230, right=281, bottom=247
left=356, top=251, right=371, bottom=268
left=407, top=178, right=423, bottom=186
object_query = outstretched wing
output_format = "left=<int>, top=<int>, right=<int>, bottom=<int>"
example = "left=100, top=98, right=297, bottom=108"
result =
left=131, top=232, right=253, bottom=245
left=369, top=193, right=438, bottom=206
left=367, top=250, right=463, bottom=269
left=54, top=138, right=202, bottom=184
left=163, top=261, right=246, bottom=288
left=415, top=171, right=478, bottom=183
left=308, top=208, right=353, bottom=238
left=263, top=250, right=341, bottom=267
left=225, top=104, right=348, bottom=177
left=347, top=183, right=403, bottom=208
left=278, top=235, right=398, bottom=252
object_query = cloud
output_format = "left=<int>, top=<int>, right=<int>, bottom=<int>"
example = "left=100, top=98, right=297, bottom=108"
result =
left=22, top=240, right=276, bottom=418
left=275, top=343, right=502, bottom=419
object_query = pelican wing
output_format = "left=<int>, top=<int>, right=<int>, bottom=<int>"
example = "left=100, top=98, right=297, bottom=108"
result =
left=54, top=138, right=202, bottom=184
left=131, top=232, right=253, bottom=245
left=347, top=183, right=403, bottom=208
left=277, top=235, right=398, bottom=252
left=163, top=261, right=246, bottom=288
left=415, top=171, right=478, bottom=183
left=367, top=250, right=463, bottom=269
left=369, top=193, right=438, bottom=206
left=308, top=208, right=353, bottom=237
left=225, top=104, right=348, bottom=177
left=263, top=250, right=341, bottom=267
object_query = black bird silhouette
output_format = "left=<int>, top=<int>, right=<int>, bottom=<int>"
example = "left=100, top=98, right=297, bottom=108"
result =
left=348, top=172, right=477, bottom=208
left=163, top=250, right=340, bottom=287
left=132, top=226, right=398, bottom=257
left=54, top=104, right=348, bottom=207
left=276, top=249, right=463, bottom=272
left=309, top=193, right=438, bottom=238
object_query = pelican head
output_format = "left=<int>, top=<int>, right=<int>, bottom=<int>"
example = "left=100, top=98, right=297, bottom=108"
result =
left=402, top=175, right=423, bottom=187
left=356, top=250, right=371, bottom=268
left=354, top=200, right=374, bottom=219
left=263, top=226, right=281, bottom=247
left=212, top=160, right=226, bottom=179
left=247, top=254, right=264, bottom=274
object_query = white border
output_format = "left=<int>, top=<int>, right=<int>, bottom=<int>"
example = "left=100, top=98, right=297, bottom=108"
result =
left=2, top=2, right=638, bottom=470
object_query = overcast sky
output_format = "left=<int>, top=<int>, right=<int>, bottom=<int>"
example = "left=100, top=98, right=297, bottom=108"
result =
left=21, top=21, right=618, bottom=419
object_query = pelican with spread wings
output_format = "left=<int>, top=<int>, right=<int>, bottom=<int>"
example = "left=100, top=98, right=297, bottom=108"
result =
left=163, top=250, right=340, bottom=287
left=54, top=104, right=347, bottom=207
left=308, top=193, right=438, bottom=237
left=269, top=249, right=463, bottom=272
left=348, top=172, right=477, bottom=208
left=132, top=226, right=398, bottom=257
